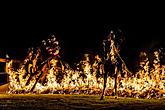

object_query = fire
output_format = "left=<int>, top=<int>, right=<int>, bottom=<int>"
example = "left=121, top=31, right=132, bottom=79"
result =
left=6, top=34, right=165, bottom=99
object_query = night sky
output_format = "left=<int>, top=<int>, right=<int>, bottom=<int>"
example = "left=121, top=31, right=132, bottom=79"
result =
left=0, top=3, right=164, bottom=71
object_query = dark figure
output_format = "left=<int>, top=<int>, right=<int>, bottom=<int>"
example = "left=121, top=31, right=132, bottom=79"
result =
left=22, top=47, right=34, bottom=79
left=100, top=30, right=125, bottom=100
left=25, top=47, right=43, bottom=86
left=30, top=35, right=64, bottom=92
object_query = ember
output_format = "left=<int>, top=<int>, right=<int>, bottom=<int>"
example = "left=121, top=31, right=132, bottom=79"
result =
left=7, top=33, right=165, bottom=99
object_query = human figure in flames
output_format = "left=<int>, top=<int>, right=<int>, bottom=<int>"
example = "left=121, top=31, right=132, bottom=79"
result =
left=100, top=29, right=129, bottom=100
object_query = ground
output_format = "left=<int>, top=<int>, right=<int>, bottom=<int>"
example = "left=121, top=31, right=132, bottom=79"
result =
left=0, top=93, right=165, bottom=110
left=1, top=84, right=165, bottom=110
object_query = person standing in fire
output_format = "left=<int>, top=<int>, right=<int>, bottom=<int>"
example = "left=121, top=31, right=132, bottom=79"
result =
left=100, top=29, right=126, bottom=100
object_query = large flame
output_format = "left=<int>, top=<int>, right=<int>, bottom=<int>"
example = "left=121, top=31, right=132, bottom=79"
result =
left=6, top=35, right=165, bottom=99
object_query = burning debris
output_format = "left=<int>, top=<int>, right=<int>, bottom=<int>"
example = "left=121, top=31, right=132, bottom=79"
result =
left=6, top=32, right=165, bottom=99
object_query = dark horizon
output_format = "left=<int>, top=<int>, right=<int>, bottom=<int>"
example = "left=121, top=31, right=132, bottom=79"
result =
left=1, top=22, right=164, bottom=71
left=0, top=4, right=165, bottom=72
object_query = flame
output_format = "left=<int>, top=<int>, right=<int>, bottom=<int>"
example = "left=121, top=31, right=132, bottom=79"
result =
left=6, top=35, right=165, bottom=99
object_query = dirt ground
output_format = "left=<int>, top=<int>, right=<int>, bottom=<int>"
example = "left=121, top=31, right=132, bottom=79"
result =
left=1, top=84, right=165, bottom=110
left=0, top=93, right=165, bottom=110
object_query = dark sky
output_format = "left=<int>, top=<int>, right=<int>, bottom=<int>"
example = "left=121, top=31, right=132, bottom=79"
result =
left=0, top=2, right=164, bottom=71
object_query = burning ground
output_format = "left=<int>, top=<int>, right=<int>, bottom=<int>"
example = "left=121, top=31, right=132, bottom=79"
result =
left=5, top=34, right=165, bottom=99
left=0, top=33, right=165, bottom=109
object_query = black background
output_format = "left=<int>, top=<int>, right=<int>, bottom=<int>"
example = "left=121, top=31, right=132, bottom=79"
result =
left=0, top=2, right=164, bottom=72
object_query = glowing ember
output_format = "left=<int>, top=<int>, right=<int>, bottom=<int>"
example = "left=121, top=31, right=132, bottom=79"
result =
left=6, top=34, right=165, bottom=99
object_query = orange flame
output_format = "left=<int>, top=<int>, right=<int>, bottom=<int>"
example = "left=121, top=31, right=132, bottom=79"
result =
left=6, top=36, right=165, bottom=99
